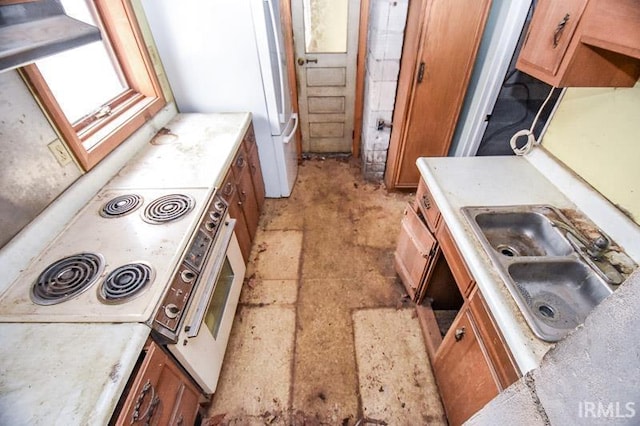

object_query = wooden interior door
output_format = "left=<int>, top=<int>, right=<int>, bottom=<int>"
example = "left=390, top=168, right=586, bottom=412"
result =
left=291, top=0, right=361, bottom=153
left=386, top=0, right=492, bottom=188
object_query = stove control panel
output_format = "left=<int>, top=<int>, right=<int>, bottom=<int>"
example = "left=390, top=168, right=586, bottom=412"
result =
left=151, top=191, right=229, bottom=343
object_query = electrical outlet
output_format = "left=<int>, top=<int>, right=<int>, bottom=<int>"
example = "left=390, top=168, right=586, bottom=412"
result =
left=48, top=140, right=72, bottom=166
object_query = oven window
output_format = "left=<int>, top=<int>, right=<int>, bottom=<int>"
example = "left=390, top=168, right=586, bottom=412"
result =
left=204, top=258, right=234, bottom=339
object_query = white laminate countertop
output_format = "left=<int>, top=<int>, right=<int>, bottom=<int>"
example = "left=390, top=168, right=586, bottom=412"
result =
left=107, top=112, right=252, bottom=191
left=0, top=323, right=149, bottom=426
left=417, top=148, right=640, bottom=374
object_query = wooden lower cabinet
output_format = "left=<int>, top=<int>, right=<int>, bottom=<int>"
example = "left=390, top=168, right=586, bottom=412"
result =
left=433, top=305, right=499, bottom=426
left=112, top=340, right=201, bottom=426
left=396, top=177, right=520, bottom=425
left=394, top=203, right=438, bottom=301
left=221, top=124, right=266, bottom=262
left=222, top=170, right=252, bottom=262
left=432, top=287, right=518, bottom=425
left=247, top=139, right=265, bottom=213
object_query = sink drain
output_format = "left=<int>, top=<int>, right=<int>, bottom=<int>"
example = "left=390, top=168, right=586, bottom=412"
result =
left=496, top=244, right=519, bottom=257
left=538, top=304, right=556, bottom=319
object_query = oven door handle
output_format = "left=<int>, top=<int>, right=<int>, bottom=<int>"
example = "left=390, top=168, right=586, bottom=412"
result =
left=185, top=218, right=236, bottom=339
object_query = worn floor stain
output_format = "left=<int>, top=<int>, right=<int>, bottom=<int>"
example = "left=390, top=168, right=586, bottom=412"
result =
left=205, top=157, right=446, bottom=425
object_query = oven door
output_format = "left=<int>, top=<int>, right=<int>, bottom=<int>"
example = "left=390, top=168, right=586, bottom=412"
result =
left=167, top=217, right=246, bottom=394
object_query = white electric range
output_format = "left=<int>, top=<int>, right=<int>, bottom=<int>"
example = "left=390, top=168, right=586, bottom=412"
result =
left=0, top=113, right=251, bottom=394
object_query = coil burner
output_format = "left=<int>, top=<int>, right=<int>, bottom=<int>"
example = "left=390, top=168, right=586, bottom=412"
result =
left=31, top=253, right=105, bottom=305
left=100, top=194, right=143, bottom=218
left=98, top=262, right=155, bottom=304
left=143, top=194, right=195, bottom=224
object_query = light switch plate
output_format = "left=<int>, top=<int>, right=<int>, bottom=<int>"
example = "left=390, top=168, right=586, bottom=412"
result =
left=48, top=139, right=72, bottom=166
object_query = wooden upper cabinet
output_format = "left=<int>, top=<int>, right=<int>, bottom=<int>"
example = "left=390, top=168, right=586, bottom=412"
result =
left=518, top=0, right=588, bottom=76
left=516, top=0, right=640, bottom=87
left=385, top=0, right=492, bottom=189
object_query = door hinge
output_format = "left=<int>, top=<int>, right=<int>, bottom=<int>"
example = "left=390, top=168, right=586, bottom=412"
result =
left=417, top=62, right=426, bottom=83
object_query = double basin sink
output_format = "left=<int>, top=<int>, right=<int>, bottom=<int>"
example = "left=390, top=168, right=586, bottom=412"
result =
left=462, top=205, right=635, bottom=342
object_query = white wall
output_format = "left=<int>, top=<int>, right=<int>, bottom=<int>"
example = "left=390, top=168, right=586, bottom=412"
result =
left=541, top=82, right=640, bottom=225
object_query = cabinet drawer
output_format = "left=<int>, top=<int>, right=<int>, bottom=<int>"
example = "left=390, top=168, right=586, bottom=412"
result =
left=416, top=178, right=440, bottom=232
left=469, top=289, right=520, bottom=389
left=436, top=224, right=473, bottom=297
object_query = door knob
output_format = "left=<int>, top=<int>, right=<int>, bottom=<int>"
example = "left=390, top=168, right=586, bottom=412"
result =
left=297, top=57, right=318, bottom=66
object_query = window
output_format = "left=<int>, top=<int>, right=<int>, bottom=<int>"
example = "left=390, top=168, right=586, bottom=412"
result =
left=19, top=0, right=165, bottom=170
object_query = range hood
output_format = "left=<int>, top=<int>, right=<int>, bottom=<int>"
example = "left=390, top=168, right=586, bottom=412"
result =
left=0, top=0, right=101, bottom=72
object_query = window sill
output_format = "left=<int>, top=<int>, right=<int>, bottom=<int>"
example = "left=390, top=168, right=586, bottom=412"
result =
left=81, top=94, right=165, bottom=170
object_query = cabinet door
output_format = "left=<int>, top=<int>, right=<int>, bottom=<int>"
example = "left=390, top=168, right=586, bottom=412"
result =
left=469, top=289, right=520, bottom=389
left=518, top=0, right=587, bottom=76
left=394, top=204, right=438, bottom=301
left=114, top=342, right=201, bottom=426
left=236, top=163, right=260, bottom=240
left=169, top=383, right=200, bottom=426
left=222, top=171, right=252, bottom=262
left=434, top=308, right=499, bottom=426
left=244, top=124, right=266, bottom=212
left=248, top=142, right=265, bottom=213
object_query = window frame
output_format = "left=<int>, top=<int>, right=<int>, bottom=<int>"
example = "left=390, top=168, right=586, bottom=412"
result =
left=19, top=0, right=165, bottom=171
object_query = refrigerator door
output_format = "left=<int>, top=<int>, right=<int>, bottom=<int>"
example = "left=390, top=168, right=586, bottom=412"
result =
left=142, top=0, right=297, bottom=197
left=251, top=0, right=292, bottom=136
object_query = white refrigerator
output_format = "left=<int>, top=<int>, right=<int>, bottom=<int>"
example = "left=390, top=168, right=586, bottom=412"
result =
left=141, top=0, right=299, bottom=198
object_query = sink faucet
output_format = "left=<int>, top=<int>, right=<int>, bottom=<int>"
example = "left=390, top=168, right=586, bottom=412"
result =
left=550, top=220, right=610, bottom=258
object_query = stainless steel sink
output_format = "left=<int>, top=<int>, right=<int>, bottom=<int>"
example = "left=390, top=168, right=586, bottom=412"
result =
left=473, top=208, right=573, bottom=257
left=461, top=205, right=633, bottom=342
left=507, top=260, right=611, bottom=341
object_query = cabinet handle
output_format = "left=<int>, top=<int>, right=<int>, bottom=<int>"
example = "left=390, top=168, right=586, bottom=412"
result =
left=223, top=182, right=234, bottom=197
left=454, top=327, right=466, bottom=342
left=553, top=13, right=570, bottom=48
left=421, top=194, right=431, bottom=210
left=236, top=155, right=246, bottom=169
left=417, top=62, right=426, bottom=83
left=131, top=379, right=160, bottom=424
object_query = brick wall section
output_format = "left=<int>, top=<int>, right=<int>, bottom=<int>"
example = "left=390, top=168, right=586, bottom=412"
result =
left=361, top=0, right=408, bottom=181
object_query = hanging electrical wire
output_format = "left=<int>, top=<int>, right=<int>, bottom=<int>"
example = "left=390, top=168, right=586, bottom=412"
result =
left=510, top=85, right=557, bottom=155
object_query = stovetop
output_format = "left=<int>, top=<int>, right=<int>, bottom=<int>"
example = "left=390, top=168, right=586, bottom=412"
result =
left=0, top=188, right=210, bottom=322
